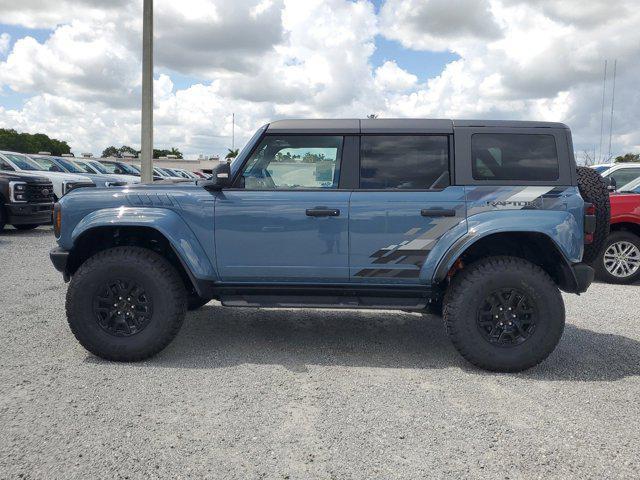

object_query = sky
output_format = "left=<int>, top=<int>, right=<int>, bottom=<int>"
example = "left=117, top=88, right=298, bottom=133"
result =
left=0, top=0, right=638, bottom=162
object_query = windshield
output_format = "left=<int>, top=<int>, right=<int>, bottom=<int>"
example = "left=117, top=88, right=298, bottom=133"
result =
left=127, top=164, right=141, bottom=173
left=592, top=165, right=610, bottom=173
left=87, top=160, right=109, bottom=174
left=55, top=157, right=86, bottom=174
left=72, top=160, right=96, bottom=174
left=4, top=153, right=42, bottom=171
left=620, top=177, right=640, bottom=193
left=31, top=157, right=61, bottom=171
left=230, top=124, right=268, bottom=178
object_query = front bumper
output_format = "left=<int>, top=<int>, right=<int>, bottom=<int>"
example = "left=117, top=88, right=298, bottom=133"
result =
left=570, top=263, right=594, bottom=294
left=5, top=202, right=53, bottom=225
left=50, top=247, right=70, bottom=280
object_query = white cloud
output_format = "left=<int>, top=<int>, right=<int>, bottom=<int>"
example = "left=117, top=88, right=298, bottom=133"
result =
left=374, top=61, right=418, bottom=92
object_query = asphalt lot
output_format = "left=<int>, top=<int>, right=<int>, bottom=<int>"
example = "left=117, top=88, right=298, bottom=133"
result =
left=1, top=226, right=638, bottom=480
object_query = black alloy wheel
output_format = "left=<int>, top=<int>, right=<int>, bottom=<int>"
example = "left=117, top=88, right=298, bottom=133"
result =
left=476, top=288, right=537, bottom=347
left=93, top=279, right=153, bottom=337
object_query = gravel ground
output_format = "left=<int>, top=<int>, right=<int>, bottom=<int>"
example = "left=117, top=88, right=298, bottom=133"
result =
left=0, top=226, right=638, bottom=480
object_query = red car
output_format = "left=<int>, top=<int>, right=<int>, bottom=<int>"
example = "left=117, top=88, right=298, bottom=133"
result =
left=595, top=181, right=640, bottom=283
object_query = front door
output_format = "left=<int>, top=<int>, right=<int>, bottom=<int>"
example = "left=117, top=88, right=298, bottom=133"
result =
left=215, top=134, right=350, bottom=283
left=349, top=135, right=466, bottom=284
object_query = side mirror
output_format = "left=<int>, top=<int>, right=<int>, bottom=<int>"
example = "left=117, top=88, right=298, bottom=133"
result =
left=605, top=176, right=617, bottom=192
left=204, top=162, right=231, bottom=190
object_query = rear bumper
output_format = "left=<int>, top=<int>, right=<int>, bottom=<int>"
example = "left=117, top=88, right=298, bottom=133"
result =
left=5, top=202, right=53, bottom=225
left=570, top=262, right=594, bottom=294
left=50, top=247, right=70, bottom=280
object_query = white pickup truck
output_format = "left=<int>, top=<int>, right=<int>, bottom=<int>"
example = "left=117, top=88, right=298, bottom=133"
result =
left=0, top=151, right=95, bottom=199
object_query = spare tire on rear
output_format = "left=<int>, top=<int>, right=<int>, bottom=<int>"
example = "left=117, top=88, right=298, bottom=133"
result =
left=577, top=166, right=610, bottom=263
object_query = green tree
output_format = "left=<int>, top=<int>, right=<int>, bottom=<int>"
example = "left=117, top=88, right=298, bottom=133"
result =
left=615, top=153, right=640, bottom=163
left=102, top=146, right=119, bottom=157
left=225, top=148, right=239, bottom=160
left=153, top=147, right=183, bottom=159
left=0, top=128, right=71, bottom=156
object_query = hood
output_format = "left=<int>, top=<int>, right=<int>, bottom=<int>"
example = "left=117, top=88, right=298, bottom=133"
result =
left=0, top=171, right=51, bottom=183
left=26, top=170, right=93, bottom=183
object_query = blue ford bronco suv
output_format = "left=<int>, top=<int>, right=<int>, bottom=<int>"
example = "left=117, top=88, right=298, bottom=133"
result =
left=50, top=119, right=610, bottom=372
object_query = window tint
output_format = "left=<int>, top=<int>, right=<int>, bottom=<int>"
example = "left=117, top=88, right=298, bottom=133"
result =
left=472, top=134, right=559, bottom=181
left=608, top=168, right=640, bottom=189
left=360, top=136, right=449, bottom=189
left=240, top=135, right=343, bottom=190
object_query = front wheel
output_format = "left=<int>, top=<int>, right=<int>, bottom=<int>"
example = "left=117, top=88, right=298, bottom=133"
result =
left=443, top=256, right=565, bottom=372
left=66, top=247, right=187, bottom=361
left=596, top=231, right=640, bottom=284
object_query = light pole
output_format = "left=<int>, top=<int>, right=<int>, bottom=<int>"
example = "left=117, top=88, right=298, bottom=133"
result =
left=140, top=0, right=154, bottom=183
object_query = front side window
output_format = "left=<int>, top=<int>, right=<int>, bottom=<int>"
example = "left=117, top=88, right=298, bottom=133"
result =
left=472, top=134, right=559, bottom=181
left=239, top=135, right=343, bottom=190
left=0, top=157, right=14, bottom=171
left=359, top=136, right=450, bottom=189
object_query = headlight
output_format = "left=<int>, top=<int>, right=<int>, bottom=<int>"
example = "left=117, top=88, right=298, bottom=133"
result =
left=63, top=181, right=96, bottom=195
left=9, top=181, right=27, bottom=203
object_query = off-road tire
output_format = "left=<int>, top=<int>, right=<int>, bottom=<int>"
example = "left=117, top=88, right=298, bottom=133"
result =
left=577, top=166, right=610, bottom=263
left=187, top=293, right=210, bottom=311
left=443, top=256, right=565, bottom=372
left=66, top=246, right=187, bottom=361
left=595, top=230, right=640, bottom=284
left=13, top=224, right=39, bottom=230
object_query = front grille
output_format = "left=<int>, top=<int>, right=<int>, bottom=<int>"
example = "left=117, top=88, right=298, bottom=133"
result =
left=25, top=183, right=55, bottom=203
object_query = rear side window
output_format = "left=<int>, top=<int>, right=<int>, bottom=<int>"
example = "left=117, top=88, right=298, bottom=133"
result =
left=472, top=134, right=559, bottom=181
left=360, top=136, right=449, bottom=189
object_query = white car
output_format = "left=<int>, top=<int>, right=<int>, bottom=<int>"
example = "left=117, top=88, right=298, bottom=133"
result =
left=595, top=163, right=640, bottom=191
left=81, top=159, right=141, bottom=184
left=0, top=151, right=95, bottom=199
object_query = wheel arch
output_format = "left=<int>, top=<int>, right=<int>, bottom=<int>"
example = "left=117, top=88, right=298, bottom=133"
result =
left=67, top=224, right=216, bottom=298
left=610, top=221, right=640, bottom=238
left=434, top=231, right=581, bottom=293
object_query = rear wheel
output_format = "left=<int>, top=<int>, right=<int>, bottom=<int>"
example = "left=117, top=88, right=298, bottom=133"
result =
left=66, top=246, right=187, bottom=361
left=596, top=231, right=640, bottom=284
left=577, top=166, right=610, bottom=263
left=443, top=256, right=565, bottom=372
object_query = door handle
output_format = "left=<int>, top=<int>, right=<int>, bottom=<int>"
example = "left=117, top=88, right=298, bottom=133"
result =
left=421, top=208, right=456, bottom=217
left=306, top=208, right=340, bottom=217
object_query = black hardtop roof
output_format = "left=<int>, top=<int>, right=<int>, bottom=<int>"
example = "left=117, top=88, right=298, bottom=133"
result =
left=266, top=118, right=569, bottom=134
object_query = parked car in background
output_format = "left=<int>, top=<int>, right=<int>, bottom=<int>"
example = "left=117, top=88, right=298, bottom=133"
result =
left=29, top=155, right=133, bottom=188
left=0, top=169, right=54, bottom=231
left=172, top=168, right=200, bottom=180
left=98, top=159, right=145, bottom=178
left=0, top=151, right=95, bottom=200
left=596, top=163, right=640, bottom=191
left=77, top=159, right=141, bottom=184
left=50, top=119, right=608, bottom=372
left=594, top=177, right=640, bottom=284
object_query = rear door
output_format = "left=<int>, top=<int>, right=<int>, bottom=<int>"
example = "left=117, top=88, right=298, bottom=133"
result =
left=349, top=133, right=466, bottom=284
